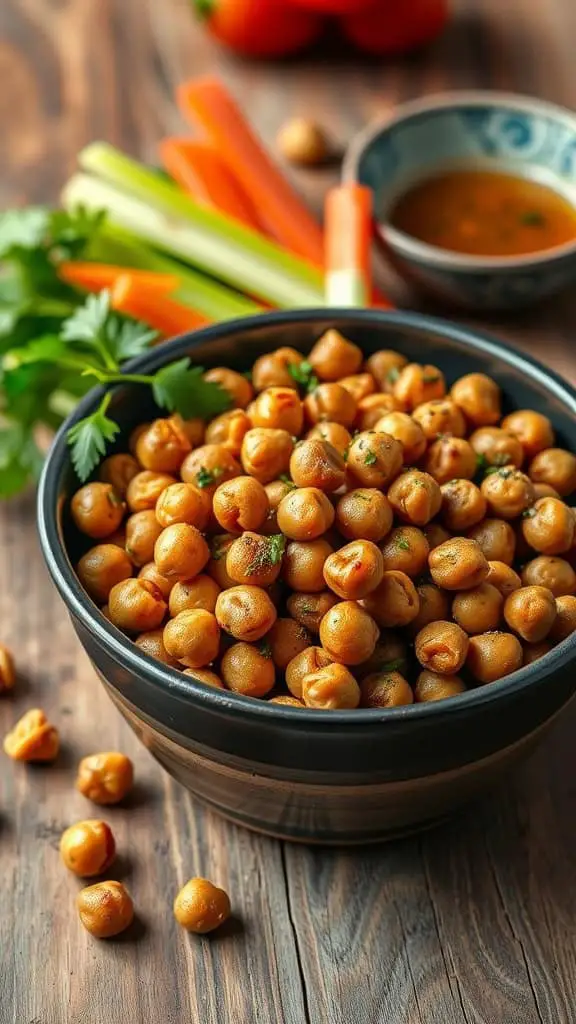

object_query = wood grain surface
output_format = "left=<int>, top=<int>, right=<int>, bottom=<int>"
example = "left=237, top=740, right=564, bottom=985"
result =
left=2, top=1, right=576, bottom=1021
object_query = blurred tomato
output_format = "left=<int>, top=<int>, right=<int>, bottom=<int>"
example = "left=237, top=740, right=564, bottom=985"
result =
left=192, top=0, right=324, bottom=58
left=342, top=0, right=449, bottom=55
left=290, top=0, right=375, bottom=12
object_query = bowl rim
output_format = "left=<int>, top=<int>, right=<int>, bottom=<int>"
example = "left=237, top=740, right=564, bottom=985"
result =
left=343, top=89, right=576, bottom=272
left=37, top=307, right=576, bottom=728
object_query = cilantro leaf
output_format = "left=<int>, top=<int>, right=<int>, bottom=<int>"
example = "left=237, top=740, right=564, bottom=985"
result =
left=0, top=208, right=50, bottom=257
left=152, top=359, right=231, bottom=419
left=288, top=360, right=319, bottom=393
left=61, top=290, right=111, bottom=346
left=196, top=465, right=223, bottom=489
left=67, top=394, right=120, bottom=481
left=364, top=448, right=377, bottom=466
left=110, top=318, right=157, bottom=361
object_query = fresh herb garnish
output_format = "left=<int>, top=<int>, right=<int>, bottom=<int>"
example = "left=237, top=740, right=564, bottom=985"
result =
left=279, top=473, right=296, bottom=489
left=476, top=452, right=489, bottom=472
left=396, top=536, right=411, bottom=551
left=210, top=536, right=230, bottom=560
left=246, top=534, right=286, bottom=575
left=288, top=359, right=318, bottom=393
left=387, top=367, right=400, bottom=385
left=381, top=659, right=404, bottom=673
left=364, top=448, right=377, bottom=466
left=196, top=465, right=224, bottom=489
left=422, top=372, right=441, bottom=384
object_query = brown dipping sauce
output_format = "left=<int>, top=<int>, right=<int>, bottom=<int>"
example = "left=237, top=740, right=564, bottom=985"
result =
left=389, top=168, right=576, bottom=257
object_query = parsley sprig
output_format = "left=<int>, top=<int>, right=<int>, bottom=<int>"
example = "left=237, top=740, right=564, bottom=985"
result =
left=288, top=359, right=319, bottom=393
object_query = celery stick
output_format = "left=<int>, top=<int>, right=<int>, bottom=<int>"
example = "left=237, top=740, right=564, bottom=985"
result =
left=86, top=224, right=262, bottom=320
left=74, top=143, right=324, bottom=306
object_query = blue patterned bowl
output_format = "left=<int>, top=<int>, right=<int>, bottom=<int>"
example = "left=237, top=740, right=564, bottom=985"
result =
left=344, top=91, right=576, bottom=310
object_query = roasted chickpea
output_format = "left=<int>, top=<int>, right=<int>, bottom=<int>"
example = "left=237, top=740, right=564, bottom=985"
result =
left=71, top=483, right=125, bottom=540
left=154, top=523, right=210, bottom=581
left=521, top=556, right=576, bottom=597
left=155, top=482, right=211, bottom=531
left=467, top=631, right=523, bottom=683
left=302, top=663, right=361, bottom=709
left=306, top=421, right=352, bottom=458
left=528, top=448, right=576, bottom=498
left=277, top=487, right=335, bottom=541
left=240, top=428, right=294, bottom=484
left=387, top=470, right=442, bottom=527
left=0, top=643, right=16, bottom=693
left=304, top=383, right=357, bottom=428
left=215, top=585, right=277, bottom=641
left=205, top=409, right=251, bottom=456
left=549, top=595, right=576, bottom=643
left=533, top=482, right=560, bottom=500
left=286, top=646, right=332, bottom=699
left=338, top=373, right=376, bottom=403
left=412, top=398, right=466, bottom=440
left=107, top=578, right=167, bottom=632
left=129, top=421, right=149, bottom=454
left=126, top=471, right=176, bottom=512
left=135, top=628, right=180, bottom=667
left=289, top=439, right=346, bottom=493
left=501, top=409, right=555, bottom=459
left=450, top=373, right=501, bottom=426
left=251, top=386, right=304, bottom=435
left=60, top=820, right=116, bottom=878
left=135, top=416, right=191, bottom=473
left=323, top=540, right=384, bottom=600
left=423, top=523, right=452, bottom=550
left=181, top=418, right=205, bottom=447
left=319, top=601, right=379, bottom=665
left=252, top=347, right=303, bottom=391
left=362, top=571, right=420, bottom=628
left=283, top=539, right=333, bottom=592
left=380, top=527, right=430, bottom=576
left=358, top=632, right=410, bottom=678
left=335, top=488, right=393, bottom=543
left=261, top=480, right=293, bottom=534
left=467, top=518, right=516, bottom=565
left=414, top=621, right=469, bottom=674
left=424, top=436, right=477, bottom=485
left=308, top=328, right=362, bottom=381
left=225, top=532, right=283, bottom=588
left=180, top=444, right=240, bottom=495
left=106, top=527, right=127, bottom=549
left=174, top=877, right=231, bottom=934
left=504, top=586, right=557, bottom=643
left=98, top=453, right=139, bottom=496
left=469, top=427, right=524, bottom=469
left=393, top=363, right=446, bottom=410
left=76, top=752, right=134, bottom=805
left=359, top=671, right=413, bottom=709
left=137, top=562, right=175, bottom=600
left=522, top=642, right=552, bottom=666
left=164, top=609, right=220, bottom=668
left=125, top=511, right=163, bottom=567
left=408, top=583, right=450, bottom=635
left=3, top=708, right=59, bottom=762
left=414, top=671, right=465, bottom=702
left=356, top=393, right=401, bottom=430
left=374, top=412, right=427, bottom=463
left=486, top=561, right=522, bottom=597
left=203, top=366, right=253, bottom=408
left=452, top=583, right=503, bottom=634
left=269, top=695, right=304, bottom=707
left=77, top=880, right=134, bottom=939
left=206, top=534, right=237, bottom=589
left=522, top=496, right=575, bottom=555
left=221, top=642, right=275, bottom=697
left=480, top=466, right=536, bottom=520
left=212, top=477, right=269, bottom=535
left=364, top=349, right=408, bottom=392
left=77, top=544, right=133, bottom=603
left=286, top=591, right=339, bottom=633
left=346, top=431, right=403, bottom=489
left=429, top=538, right=489, bottom=590
left=169, top=575, right=221, bottom=617
left=182, top=668, right=225, bottom=688
left=440, top=479, right=487, bottom=531
left=268, top=619, right=312, bottom=671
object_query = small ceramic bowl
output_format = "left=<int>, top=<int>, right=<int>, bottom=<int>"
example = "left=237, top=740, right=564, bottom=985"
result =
left=344, top=91, right=576, bottom=310
left=38, top=310, right=576, bottom=845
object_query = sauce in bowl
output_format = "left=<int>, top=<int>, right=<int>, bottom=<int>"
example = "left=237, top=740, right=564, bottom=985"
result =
left=389, top=169, right=576, bottom=257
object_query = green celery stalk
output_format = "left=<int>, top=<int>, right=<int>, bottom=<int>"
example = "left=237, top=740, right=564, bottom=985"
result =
left=69, top=143, right=324, bottom=308
left=86, top=224, right=262, bottom=321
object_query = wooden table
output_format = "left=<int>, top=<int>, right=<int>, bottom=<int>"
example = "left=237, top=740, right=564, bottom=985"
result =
left=2, top=1, right=576, bottom=1021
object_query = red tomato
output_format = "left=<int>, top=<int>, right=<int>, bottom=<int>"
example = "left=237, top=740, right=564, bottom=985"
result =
left=290, top=0, right=374, bottom=12
left=193, top=0, right=324, bottom=58
left=342, top=0, right=449, bottom=55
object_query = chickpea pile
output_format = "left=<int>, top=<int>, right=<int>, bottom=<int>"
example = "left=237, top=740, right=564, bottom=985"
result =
left=70, top=330, right=576, bottom=710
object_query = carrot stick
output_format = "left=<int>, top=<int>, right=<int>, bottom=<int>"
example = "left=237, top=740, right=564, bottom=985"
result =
left=58, top=261, right=179, bottom=296
left=325, top=184, right=372, bottom=307
left=159, top=137, right=262, bottom=232
left=177, top=77, right=324, bottom=266
left=110, top=274, right=208, bottom=338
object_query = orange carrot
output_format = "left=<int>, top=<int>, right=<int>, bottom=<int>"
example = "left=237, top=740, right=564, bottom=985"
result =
left=58, top=261, right=179, bottom=296
left=324, top=184, right=393, bottom=308
left=110, top=274, right=208, bottom=338
left=177, top=77, right=324, bottom=266
left=159, top=137, right=262, bottom=232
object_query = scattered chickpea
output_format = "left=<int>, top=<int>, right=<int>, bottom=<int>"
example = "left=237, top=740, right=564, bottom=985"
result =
left=3, top=708, right=59, bottom=762
left=77, top=880, right=134, bottom=939
left=76, top=752, right=134, bottom=805
left=0, top=642, right=16, bottom=693
left=174, top=877, right=231, bottom=934
left=60, top=820, right=116, bottom=877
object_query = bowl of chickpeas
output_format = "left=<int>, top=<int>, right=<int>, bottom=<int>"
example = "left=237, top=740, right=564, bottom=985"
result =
left=38, top=309, right=576, bottom=844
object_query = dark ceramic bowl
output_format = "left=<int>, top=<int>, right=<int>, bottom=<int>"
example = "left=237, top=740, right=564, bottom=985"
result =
left=38, top=310, right=576, bottom=844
